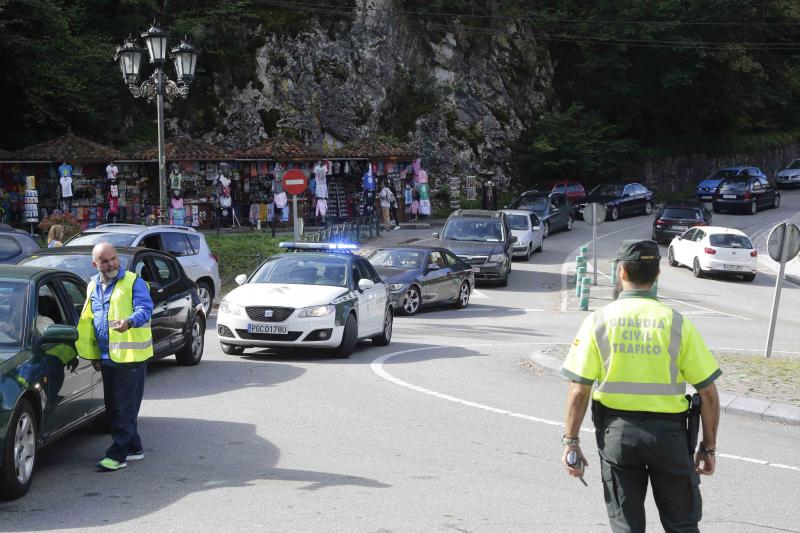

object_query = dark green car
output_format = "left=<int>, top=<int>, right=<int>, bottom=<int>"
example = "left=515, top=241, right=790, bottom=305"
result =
left=0, top=265, right=104, bottom=499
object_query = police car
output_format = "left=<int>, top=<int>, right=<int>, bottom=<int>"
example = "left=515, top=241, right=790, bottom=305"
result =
left=217, top=242, right=392, bottom=358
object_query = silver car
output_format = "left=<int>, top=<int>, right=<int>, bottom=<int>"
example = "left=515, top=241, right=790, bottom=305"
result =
left=64, top=224, right=221, bottom=315
left=500, top=209, right=544, bottom=260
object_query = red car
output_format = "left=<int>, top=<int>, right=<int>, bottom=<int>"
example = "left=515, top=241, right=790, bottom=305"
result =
left=549, top=180, right=586, bottom=204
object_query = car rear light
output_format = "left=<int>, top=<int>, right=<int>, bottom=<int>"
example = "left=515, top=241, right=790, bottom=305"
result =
left=750, top=250, right=758, bottom=257
left=210, top=253, right=219, bottom=263
left=743, top=191, right=751, bottom=199
left=704, top=247, right=716, bottom=255
left=655, top=219, right=663, bottom=226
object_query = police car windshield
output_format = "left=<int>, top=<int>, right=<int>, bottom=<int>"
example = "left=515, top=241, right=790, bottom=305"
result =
left=0, top=281, right=28, bottom=352
left=251, top=255, right=349, bottom=287
left=442, top=220, right=504, bottom=242
left=66, top=232, right=136, bottom=247
left=18, top=254, right=130, bottom=282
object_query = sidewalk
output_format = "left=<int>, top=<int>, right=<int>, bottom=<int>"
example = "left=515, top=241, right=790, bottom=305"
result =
left=758, top=253, right=800, bottom=285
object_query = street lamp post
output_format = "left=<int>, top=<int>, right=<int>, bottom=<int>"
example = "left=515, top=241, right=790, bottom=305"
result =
left=115, top=22, right=199, bottom=224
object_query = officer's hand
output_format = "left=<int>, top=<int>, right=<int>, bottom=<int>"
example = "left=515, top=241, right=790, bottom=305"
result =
left=694, top=451, right=716, bottom=475
left=91, top=360, right=102, bottom=372
left=562, top=445, right=588, bottom=477
left=110, top=319, right=129, bottom=333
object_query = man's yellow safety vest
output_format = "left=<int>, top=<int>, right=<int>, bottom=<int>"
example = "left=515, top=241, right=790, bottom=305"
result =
left=562, top=291, right=720, bottom=413
left=76, top=271, right=153, bottom=363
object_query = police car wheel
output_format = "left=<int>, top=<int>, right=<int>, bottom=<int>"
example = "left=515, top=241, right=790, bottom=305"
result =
left=334, top=313, right=358, bottom=358
left=0, top=399, right=36, bottom=500
left=372, top=308, right=393, bottom=346
left=220, top=342, right=244, bottom=355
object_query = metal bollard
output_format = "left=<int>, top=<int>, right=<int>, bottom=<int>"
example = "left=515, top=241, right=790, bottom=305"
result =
left=580, top=277, right=591, bottom=310
left=576, top=266, right=587, bottom=297
left=610, top=259, right=619, bottom=286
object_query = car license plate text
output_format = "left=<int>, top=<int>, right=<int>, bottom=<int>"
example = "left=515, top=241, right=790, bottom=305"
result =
left=700, top=195, right=712, bottom=200
left=247, top=324, right=288, bottom=334
left=723, top=194, right=737, bottom=199
left=672, top=225, right=688, bottom=230
left=723, top=264, right=742, bottom=271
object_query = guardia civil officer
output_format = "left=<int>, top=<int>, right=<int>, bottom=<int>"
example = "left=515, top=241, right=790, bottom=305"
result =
left=560, top=240, right=720, bottom=533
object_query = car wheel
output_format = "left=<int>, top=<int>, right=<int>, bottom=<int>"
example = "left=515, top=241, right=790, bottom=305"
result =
left=334, top=313, right=358, bottom=358
left=197, top=281, right=213, bottom=317
left=742, top=273, right=756, bottom=282
left=175, top=315, right=205, bottom=366
left=749, top=201, right=757, bottom=215
left=773, top=194, right=781, bottom=209
left=535, top=240, right=543, bottom=253
left=668, top=247, right=678, bottom=267
left=401, top=286, right=421, bottom=316
left=220, top=342, right=244, bottom=355
left=524, top=244, right=532, bottom=261
left=610, top=206, right=620, bottom=221
left=499, top=267, right=509, bottom=287
left=372, top=308, right=393, bottom=346
left=692, top=257, right=705, bottom=278
left=454, top=281, right=470, bottom=309
left=644, top=201, right=653, bottom=215
left=542, top=221, right=550, bottom=238
left=566, top=215, right=574, bottom=231
left=0, top=399, right=36, bottom=500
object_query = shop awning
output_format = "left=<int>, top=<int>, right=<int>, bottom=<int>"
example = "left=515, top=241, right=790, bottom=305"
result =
left=326, top=138, right=417, bottom=160
left=129, top=137, right=231, bottom=161
left=5, top=131, right=127, bottom=163
left=234, top=138, right=322, bottom=161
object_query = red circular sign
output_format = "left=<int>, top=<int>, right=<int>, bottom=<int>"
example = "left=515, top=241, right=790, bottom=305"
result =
left=282, top=169, right=308, bottom=195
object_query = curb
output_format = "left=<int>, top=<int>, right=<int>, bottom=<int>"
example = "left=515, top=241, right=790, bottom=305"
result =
left=529, top=352, right=800, bottom=426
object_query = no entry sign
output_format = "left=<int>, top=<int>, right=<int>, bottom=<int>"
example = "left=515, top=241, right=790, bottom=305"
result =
left=282, top=169, right=308, bottom=195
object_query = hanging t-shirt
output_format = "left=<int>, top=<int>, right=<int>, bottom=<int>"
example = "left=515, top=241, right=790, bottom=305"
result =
left=418, top=183, right=430, bottom=201
left=58, top=163, right=72, bottom=178
left=404, top=186, right=413, bottom=204
left=170, top=171, right=182, bottom=190
left=315, top=182, right=328, bottom=199
left=362, top=172, right=375, bottom=191
left=274, top=192, right=288, bottom=209
left=109, top=183, right=119, bottom=198
left=106, top=164, right=118, bottom=181
left=60, top=176, right=73, bottom=198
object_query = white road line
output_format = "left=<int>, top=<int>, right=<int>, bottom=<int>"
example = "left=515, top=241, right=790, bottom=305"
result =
left=471, top=289, right=490, bottom=299
left=371, top=343, right=800, bottom=473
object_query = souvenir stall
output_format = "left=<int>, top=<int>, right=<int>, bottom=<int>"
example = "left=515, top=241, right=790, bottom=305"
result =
left=2, top=132, right=128, bottom=229
left=130, top=138, right=233, bottom=228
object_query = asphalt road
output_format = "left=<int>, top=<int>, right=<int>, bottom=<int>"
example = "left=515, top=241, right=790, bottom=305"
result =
left=3, top=190, right=800, bottom=532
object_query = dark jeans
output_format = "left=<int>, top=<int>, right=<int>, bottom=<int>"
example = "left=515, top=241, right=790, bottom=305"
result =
left=100, top=359, right=147, bottom=462
left=595, top=414, right=702, bottom=533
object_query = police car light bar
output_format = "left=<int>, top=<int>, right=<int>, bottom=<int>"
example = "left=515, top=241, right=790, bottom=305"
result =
left=279, top=242, right=359, bottom=251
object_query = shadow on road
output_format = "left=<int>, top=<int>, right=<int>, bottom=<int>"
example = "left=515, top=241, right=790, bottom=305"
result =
left=4, top=417, right=390, bottom=531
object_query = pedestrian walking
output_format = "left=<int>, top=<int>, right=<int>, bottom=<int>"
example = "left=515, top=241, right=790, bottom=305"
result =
left=77, top=242, right=154, bottom=472
left=560, top=239, right=720, bottom=533
left=379, top=182, right=394, bottom=231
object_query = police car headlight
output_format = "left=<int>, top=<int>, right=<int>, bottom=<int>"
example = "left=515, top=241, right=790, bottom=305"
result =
left=298, top=305, right=334, bottom=318
left=389, top=283, right=406, bottom=292
left=220, top=300, right=243, bottom=316
left=488, top=254, right=506, bottom=263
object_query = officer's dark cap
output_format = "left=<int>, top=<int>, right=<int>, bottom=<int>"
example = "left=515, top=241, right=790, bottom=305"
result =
left=615, top=239, right=661, bottom=262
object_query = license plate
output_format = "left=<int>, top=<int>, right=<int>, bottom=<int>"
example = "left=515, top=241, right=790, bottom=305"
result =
left=723, top=194, right=737, bottom=199
left=247, top=324, right=288, bottom=334
left=471, top=266, right=481, bottom=272
left=700, top=195, right=712, bottom=200
left=724, top=264, right=741, bottom=271
left=672, top=225, right=688, bottom=230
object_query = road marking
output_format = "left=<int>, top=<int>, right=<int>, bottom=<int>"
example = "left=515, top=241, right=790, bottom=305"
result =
left=471, top=289, right=489, bottom=299
left=371, top=343, right=800, bottom=473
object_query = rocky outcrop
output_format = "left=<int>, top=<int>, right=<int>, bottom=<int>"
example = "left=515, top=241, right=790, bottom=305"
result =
left=207, top=0, right=554, bottom=189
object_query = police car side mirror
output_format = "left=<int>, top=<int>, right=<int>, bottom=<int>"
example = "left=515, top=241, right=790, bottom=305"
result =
left=357, top=279, right=375, bottom=291
left=235, top=274, right=247, bottom=286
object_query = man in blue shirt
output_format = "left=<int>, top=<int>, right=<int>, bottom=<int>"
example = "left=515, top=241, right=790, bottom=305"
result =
left=87, top=243, right=153, bottom=471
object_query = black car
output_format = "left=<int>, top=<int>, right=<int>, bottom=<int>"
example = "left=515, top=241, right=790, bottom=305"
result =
left=18, top=246, right=205, bottom=366
left=506, top=191, right=573, bottom=238
left=579, top=182, right=655, bottom=221
left=367, top=245, right=475, bottom=315
left=431, top=210, right=516, bottom=286
left=652, top=201, right=712, bottom=244
left=0, top=224, right=40, bottom=265
left=713, top=176, right=780, bottom=215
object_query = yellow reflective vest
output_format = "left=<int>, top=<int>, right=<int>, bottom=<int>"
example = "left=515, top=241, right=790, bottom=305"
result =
left=561, top=290, right=721, bottom=413
left=76, top=271, right=153, bottom=363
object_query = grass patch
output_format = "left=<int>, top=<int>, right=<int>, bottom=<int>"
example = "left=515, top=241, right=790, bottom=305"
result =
left=202, top=232, right=289, bottom=294
left=715, top=354, right=800, bottom=407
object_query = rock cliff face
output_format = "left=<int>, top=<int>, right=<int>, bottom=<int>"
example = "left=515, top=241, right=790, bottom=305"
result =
left=208, top=0, right=554, bottom=188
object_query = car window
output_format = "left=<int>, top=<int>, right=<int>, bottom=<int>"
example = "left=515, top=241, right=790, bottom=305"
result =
left=0, top=236, right=22, bottom=261
left=758, top=177, right=770, bottom=188
left=693, top=230, right=706, bottom=242
left=368, top=249, right=425, bottom=269
left=428, top=251, right=446, bottom=269
left=551, top=195, right=564, bottom=208
left=509, top=194, right=549, bottom=212
left=357, top=259, right=380, bottom=282
left=552, top=183, right=565, bottom=193
left=682, top=228, right=698, bottom=241
left=140, top=234, right=163, bottom=251
left=442, top=219, right=504, bottom=242
left=186, top=234, right=201, bottom=255
left=0, top=280, right=28, bottom=349
left=163, top=233, right=191, bottom=257
left=65, top=232, right=136, bottom=247
left=719, top=179, right=748, bottom=193
left=530, top=213, right=540, bottom=227
left=251, top=254, right=350, bottom=288
left=132, top=256, right=156, bottom=285
left=710, top=234, right=753, bottom=248
left=59, top=278, right=86, bottom=324
left=751, top=180, right=762, bottom=192
left=150, top=256, right=179, bottom=286
left=444, top=251, right=460, bottom=266
left=19, top=253, right=130, bottom=283
left=36, top=282, right=68, bottom=334
left=622, top=185, right=635, bottom=197
left=662, top=208, right=703, bottom=220
left=351, top=262, right=362, bottom=286
left=506, top=214, right=530, bottom=230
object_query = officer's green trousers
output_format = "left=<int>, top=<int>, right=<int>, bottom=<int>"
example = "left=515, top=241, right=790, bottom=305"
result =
left=595, top=414, right=702, bottom=533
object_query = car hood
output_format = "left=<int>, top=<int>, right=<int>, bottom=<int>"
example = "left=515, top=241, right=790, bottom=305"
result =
left=511, top=229, right=532, bottom=243
left=372, top=267, right=418, bottom=284
left=777, top=169, right=800, bottom=177
left=585, top=194, right=621, bottom=204
left=436, top=239, right=504, bottom=256
left=224, top=283, right=349, bottom=307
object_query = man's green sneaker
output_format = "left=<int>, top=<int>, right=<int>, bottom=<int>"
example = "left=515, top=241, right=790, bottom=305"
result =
left=97, top=458, right=127, bottom=471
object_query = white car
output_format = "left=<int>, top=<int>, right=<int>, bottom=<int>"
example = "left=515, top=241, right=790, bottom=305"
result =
left=667, top=226, right=757, bottom=281
left=217, top=242, right=393, bottom=358
left=500, top=209, right=544, bottom=260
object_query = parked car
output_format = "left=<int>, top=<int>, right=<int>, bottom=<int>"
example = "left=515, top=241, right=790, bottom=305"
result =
left=500, top=209, right=544, bottom=259
left=651, top=201, right=712, bottom=244
left=64, top=224, right=219, bottom=316
left=0, top=224, right=40, bottom=265
left=712, top=175, right=780, bottom=214
left=578, top=182, right=655, bottom=221
left=506, top=191, right=573, bottom=238
left=18, top=246, right=206, bottom=366
left=217, top=242, right=392, bottom=358
left=550, top=180, right=587, bottom=204
left=431, top=210, right=516, bottom=286
left=697, top=166, right=767, bottom=202
left=775, top=159, right=800, bottom=189
left=367, top=245, right=474, bottom=315
left=667, top=227, right=757, bottom=281
left=0, top=266, right=101, bottom=498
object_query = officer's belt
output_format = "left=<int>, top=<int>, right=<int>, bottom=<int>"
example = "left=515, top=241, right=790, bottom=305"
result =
left=596, top=402, right=686, bottom=422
